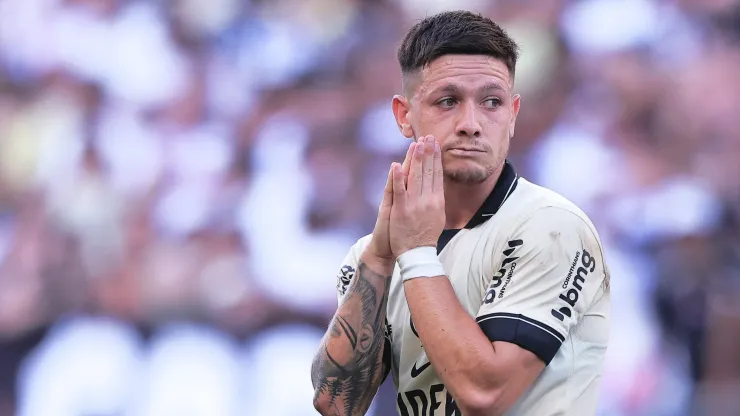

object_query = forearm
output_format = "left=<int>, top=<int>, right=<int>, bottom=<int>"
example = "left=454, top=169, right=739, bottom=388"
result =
left=311, top=254, right=394, bottom=416
left=404, top=276, right=504, bottom=415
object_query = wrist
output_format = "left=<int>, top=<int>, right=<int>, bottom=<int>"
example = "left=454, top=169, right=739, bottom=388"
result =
left=360, top=250, right=396, bottom=276
left=398, top=246, right=445, bottom=281
left=395, top=242, right=436, bottom=258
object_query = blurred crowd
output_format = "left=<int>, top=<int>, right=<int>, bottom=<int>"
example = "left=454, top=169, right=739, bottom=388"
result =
left=0, top=0, right=739, bottom=415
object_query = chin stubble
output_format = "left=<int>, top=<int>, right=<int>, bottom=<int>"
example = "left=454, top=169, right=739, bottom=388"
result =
left=443, top=164, right=497, bottom=184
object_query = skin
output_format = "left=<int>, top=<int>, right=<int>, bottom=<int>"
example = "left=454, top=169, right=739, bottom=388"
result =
left=393, top=54, right=520, bottom=228
left=310, top=256, right=393, bottom=416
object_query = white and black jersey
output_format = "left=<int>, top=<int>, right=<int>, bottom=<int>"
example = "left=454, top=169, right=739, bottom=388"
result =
left=336, top=162, right=610, bottom=416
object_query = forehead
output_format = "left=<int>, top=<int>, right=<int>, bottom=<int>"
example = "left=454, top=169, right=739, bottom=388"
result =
left=417, top=55, right=512, bottom=96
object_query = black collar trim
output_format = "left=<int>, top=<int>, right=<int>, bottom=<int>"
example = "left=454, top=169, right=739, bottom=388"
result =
left=436, top=161, right=519, bottom=254
left=463, top=161, right=519, bottom=229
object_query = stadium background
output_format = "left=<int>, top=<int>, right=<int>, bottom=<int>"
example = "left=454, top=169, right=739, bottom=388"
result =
left=0, top=0, right=739, bottom=415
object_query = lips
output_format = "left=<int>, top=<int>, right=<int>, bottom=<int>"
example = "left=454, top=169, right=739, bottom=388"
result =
left=448, top=147, right=486, bottom=153
left=451, top=148, right=484, bottom=152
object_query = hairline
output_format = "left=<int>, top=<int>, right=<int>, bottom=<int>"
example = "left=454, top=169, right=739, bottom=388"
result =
left=400, top=54, right=516, bottom=99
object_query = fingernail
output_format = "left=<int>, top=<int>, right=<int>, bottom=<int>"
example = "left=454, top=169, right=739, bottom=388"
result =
left=434, top=141, right=440, bottom=152
left=416, top=143, right=424, bottom=154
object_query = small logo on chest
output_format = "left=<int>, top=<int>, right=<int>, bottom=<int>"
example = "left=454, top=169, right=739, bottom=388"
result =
left=409, top=316, right=431, bottom=378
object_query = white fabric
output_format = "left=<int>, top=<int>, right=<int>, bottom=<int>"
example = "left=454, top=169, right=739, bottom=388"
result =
left=336, top=178, right=611, bottom=416
left=398, top=246, right=446, bottom=281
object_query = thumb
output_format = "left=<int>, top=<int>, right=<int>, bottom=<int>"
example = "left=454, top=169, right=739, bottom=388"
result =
left=380, top=163, right=394, bottom=210
left=401, top=142, right=415, bottom=187
left=392, top=162, right=407, bottom=206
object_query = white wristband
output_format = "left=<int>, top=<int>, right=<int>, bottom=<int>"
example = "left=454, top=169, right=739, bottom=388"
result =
left=398, top=246, right=446, bottom=281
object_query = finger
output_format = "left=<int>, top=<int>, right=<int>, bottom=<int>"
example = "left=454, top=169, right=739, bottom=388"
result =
left=401, top=142, right=415, bottom=175
left=408, top=137, right=425, bottom=196
left=433, top=138, right=443, bottom=193
left=402, top=142, right=415, bottom=187
left=380, top=163, right=394, bottom=209
left=392, top=162, right=407, bottom=207
left=423, top=136, right=435, bottom=194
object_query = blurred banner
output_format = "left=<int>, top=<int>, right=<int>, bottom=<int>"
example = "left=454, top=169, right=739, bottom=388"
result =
left=0, top=0, right=738, bottom=415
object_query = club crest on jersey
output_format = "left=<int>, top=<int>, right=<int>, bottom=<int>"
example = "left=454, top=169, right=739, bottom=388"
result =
left=483, top=239, right=523, bottom=304
left=336, top=265, right=355, bottom=295
left=551, top=249, right=596, bottom=321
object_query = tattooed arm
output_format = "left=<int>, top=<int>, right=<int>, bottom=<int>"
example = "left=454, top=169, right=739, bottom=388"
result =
left=311, top=253, right=394, bottom=416
left=312, top=160, right=405, bottom=415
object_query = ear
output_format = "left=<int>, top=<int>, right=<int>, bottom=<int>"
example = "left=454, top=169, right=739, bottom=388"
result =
left=509, top=94, right=521, bottom=138
left=392, top=95, right=415, bottom=139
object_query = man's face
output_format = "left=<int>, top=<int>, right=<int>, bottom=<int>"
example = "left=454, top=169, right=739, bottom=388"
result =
left=393, top=55, right=520, bottom=184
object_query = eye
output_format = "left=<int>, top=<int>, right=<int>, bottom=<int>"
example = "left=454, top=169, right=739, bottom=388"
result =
left=483, top=98, right=501, bottom=108
left=437, top=98, right=456, bottom=108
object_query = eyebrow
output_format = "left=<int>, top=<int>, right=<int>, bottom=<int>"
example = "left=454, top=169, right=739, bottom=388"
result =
left=480, top=83, right=506, bottom=93
left=429, top=83, right=506, bottom=96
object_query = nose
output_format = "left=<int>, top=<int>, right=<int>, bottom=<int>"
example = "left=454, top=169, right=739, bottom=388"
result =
left=455, top=101, right=482, bottom=138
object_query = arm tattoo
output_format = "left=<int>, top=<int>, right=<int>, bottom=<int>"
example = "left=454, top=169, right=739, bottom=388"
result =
left=312, top=261, right=392, bottom=415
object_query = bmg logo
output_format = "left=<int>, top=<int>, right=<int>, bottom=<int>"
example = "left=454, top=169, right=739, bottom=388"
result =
left=551, top=249, right=596, bottom=322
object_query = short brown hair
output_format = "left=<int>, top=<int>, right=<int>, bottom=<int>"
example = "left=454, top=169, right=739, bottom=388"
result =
left=398, top=11, right=520, bottom=79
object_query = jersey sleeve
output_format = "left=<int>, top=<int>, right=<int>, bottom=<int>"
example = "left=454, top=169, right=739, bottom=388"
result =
left=476, top=207, right=608, bottom=365
left=335, top=235, right=372, bottom=305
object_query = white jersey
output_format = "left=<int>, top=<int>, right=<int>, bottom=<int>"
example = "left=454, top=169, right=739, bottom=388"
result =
left=336, top=162, right=610, bottom=416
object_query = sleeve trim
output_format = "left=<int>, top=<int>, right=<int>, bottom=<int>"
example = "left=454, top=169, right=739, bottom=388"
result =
left=477, top=312, right=565, bottom=342
left=476, top=312, right=565, bottom=365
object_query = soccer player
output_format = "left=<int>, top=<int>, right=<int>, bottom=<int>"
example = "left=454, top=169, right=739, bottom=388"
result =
left=311, top=10, right=610, bottom=416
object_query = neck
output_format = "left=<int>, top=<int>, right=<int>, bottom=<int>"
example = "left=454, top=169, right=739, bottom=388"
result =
left=443, top=164, right=504, bottom=229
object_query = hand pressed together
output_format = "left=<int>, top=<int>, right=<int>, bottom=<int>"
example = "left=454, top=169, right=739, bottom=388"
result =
left=365, top=136, right=445, bottom=263
left=365, top=142, right=415, bottom=263
left=389, top=136, right=446, bottom=257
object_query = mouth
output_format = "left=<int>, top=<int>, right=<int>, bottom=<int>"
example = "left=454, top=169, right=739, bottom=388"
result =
left=447, top=148, right=486, bottom=156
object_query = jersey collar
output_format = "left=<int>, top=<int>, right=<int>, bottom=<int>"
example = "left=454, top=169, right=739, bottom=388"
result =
left=436, top=161, right=519, bottom=254
left=463, top=160, right=519, bottom=229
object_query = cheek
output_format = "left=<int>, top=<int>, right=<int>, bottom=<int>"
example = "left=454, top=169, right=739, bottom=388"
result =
left=484, top=108, right=509, bottom=124
left=480, top=113, right=508, bottom=136
left=417, top=109, right=450, bottom=137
